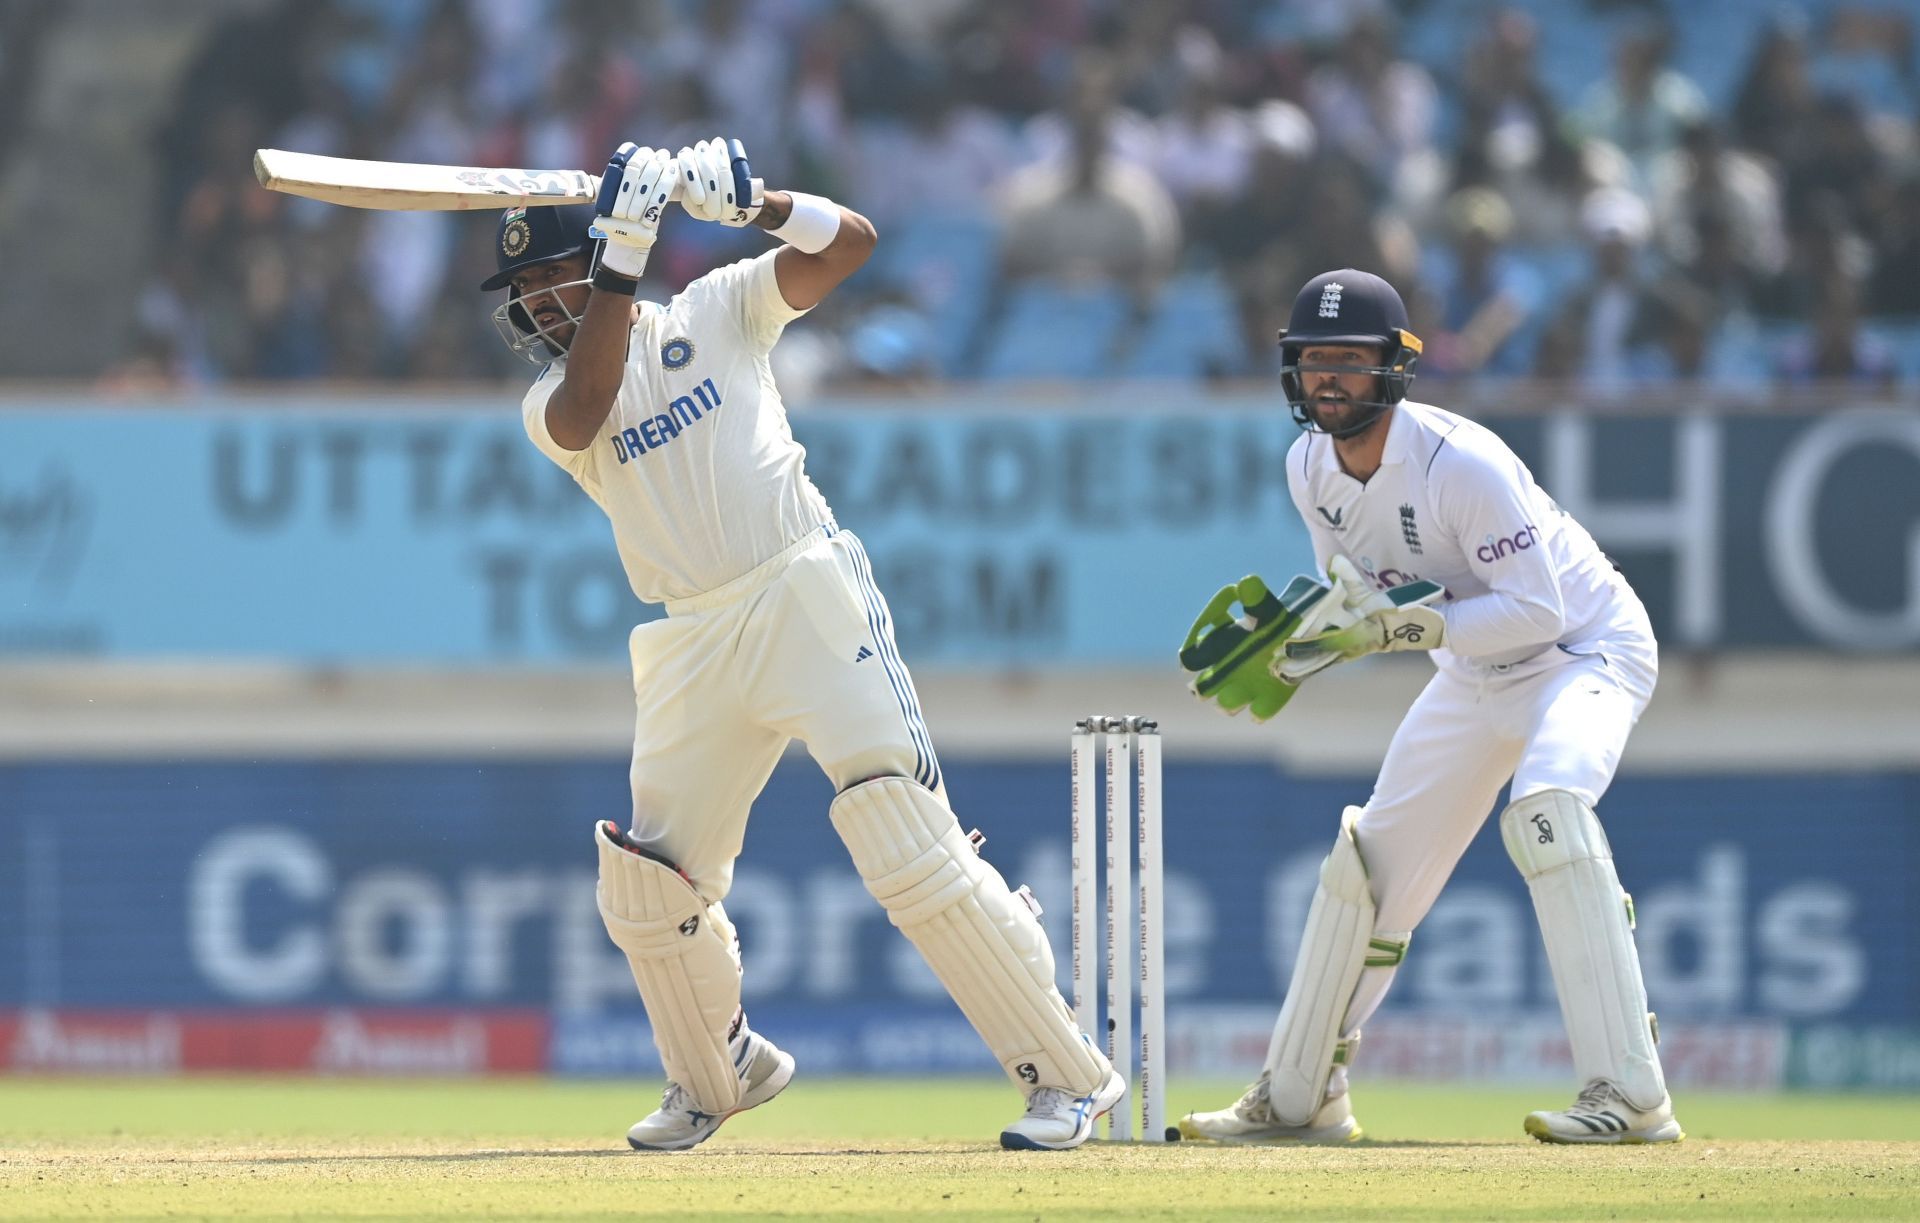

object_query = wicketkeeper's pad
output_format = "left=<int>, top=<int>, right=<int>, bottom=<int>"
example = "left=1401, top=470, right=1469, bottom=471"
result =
left=1264, top=806, right=1410, bottom=1124
left=595, top=821, right=745, bottom=1114
left=830, top=776, right=1110, bottom=1094
left=1502, top=789, right=1667, bottom=1111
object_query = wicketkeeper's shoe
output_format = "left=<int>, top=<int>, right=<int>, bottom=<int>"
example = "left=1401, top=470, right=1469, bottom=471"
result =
left=999, top=1066, right=1127, bottom=1151
left=625, top=1028, right=795, bottom=1152
left=1176, top=1071, right=1363, bottom=1145
left=1524, top=1079, right=1684, bottom=1145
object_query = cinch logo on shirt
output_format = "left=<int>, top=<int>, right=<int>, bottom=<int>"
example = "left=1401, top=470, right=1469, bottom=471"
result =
left=1476, top=523, right=1540, bottom=563
left=610, top=377, right=723, bottom=462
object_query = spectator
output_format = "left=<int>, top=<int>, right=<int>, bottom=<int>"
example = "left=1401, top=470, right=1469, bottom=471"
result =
left=993, top=56, right=1181, bottom=304
left=1458, top=7, right=1560, bottom=177
left=1775, top=273, right=1897, bottom=389
left=1495, top=126, right=1634, bottom=250
left=1867, top=175, right=1920, bottom=316
left=1808, top=4, right=1916, bottom=122
left=656, top=0, right=792, bottom=179
left=1304, top=9, right=1439, bottom=194
left=1780, top=91, right=1893, bottom=238
left=82, top=0, right=1920, bottom=389
left=1575, top=19, right=1709, bottom=187
left=1649, top=119, right=1787, bottom=286
left=1234, top=149, right=1420, bottom=375
left=1148, top=29, right=1257, bottom=245
left=942, top=0, right=1080, bottom=121
left=1414, top=185, right=1545, bottom=379
left=1732, top=11, right=1821, bottom=169
left=1534, top=187, right=1696, bottom=395
left=1758, top=190, right=1875, bottom=320
left=844, top=64, right=1018, bottom=233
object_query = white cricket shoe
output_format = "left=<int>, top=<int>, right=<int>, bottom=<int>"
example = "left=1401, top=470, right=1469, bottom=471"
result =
left=999, top=1067, right=1127, bottom=1150
left=1525, top=1079, right=1684, bottom=1144
left=1177, top=1071, right=1362, bottom=1145
left=625, top=1028, right=795, bottom=1152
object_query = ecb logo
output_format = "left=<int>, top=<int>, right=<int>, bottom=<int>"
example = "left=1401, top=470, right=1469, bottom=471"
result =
left=1318, top=281, right=1344, bottom=318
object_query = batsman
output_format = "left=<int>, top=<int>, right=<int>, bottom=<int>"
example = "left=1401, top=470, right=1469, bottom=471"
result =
left=1178, top=269, right=1682, bottom=1146
left=483, top=139, right=1120, bottom=1152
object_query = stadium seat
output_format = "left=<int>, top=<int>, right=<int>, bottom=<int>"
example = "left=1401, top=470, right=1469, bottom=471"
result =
left=865, top=214, right=1000, bottom=377
left=977, top=282, right=1131, bottom=381
left=1115, top=270, right=1245, bottom=381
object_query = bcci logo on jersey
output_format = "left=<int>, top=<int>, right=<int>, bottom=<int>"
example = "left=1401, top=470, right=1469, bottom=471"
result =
left=661, top=337, right=695, bottom=370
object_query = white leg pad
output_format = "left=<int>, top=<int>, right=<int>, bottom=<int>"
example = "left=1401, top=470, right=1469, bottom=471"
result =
left=594, top=821, right=744, bottom=1115
left=1264, top=808, right=1409, bottom=1125
left=1502, top=789, right=1667, bottom=1110
left=830, top=776, right=1110, bottom=1093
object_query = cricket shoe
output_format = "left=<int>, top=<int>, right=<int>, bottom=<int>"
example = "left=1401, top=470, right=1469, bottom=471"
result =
left=1524, top=1080, right=1684, bottom=1145
left=999, top=1066, right=1127, bottom=1150
left=626, top=1028, right=795, bottom=1152
left=1177, top=1071, right=1362, bottom=1145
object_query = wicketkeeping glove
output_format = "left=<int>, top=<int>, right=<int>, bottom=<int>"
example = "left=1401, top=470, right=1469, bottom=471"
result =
left=1276, top=555, right=1446, bottom=682
left=676, top=137, right=763, bottom=226
left=1180, top=573, right=1347, bottom=721
left=592, top=143, right=678, bottom=277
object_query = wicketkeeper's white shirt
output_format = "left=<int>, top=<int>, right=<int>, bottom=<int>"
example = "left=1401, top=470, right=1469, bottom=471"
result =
left=520, top=251, right=835, bottom=604
left=1288, top=400, right=1642, bottom=679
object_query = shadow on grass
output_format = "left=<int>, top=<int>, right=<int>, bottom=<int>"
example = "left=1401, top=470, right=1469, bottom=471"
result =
left=191, top=1145, right=978, bottom=1165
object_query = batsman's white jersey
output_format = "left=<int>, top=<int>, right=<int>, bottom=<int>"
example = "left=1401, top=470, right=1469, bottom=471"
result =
left=1285, top=400, right=1660, bottom=1065
left=521, top=252, right=833, bottom=604
left=519, top=251, right=938, bottom=899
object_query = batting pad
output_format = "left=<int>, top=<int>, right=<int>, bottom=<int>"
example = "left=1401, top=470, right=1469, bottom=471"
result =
left=830, top=776, right=1110, bottom=1094
left=1502, top=789, right=1667, bottom=1111
left=1264, top=807, right=1409, bottom=1124
left=594, top=822, right=745, bottom=1114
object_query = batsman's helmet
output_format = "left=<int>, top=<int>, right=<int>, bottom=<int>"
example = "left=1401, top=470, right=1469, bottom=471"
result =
left=481, top=203, right=598, bottom=363
left=1277, top=268, right=1422, bottom=439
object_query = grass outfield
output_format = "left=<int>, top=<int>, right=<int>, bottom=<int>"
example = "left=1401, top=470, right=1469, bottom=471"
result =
left=2, top=1078, right=1916, bottom=1221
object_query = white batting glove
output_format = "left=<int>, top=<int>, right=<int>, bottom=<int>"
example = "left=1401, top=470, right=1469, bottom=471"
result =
left=675, top=137, right=762, bottom=226
left=592, top=143, right=679, bottom=277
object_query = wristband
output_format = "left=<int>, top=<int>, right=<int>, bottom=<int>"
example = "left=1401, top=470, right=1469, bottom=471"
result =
left=768, top=192, right=841, bottom=254
left=592, top=266, right=640, bottom=295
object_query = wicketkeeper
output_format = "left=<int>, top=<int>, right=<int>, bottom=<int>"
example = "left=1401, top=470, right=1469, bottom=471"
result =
left=1178, top=268, right=1681, bottom=1145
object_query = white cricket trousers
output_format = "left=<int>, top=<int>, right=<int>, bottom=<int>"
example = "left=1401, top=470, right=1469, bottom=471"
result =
left=621, top=526, right=942, bottom=901
left=1338, top=608, right=1660, bottom=1045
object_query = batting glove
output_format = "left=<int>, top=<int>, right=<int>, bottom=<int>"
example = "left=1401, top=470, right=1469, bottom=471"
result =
left=675, top=137, right=762, bottom=226
left=592, top=143, right=678, bottom=278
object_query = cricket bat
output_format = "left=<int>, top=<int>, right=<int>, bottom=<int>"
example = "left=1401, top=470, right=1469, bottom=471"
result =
left=253, top=148, right=600, bottom=211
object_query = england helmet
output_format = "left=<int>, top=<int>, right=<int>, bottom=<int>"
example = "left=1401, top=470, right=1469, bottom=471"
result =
left=1277, top=268, right=1422, bottom=438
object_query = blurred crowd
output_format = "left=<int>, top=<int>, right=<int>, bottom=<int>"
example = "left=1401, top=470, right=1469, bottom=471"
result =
left=109, top=0, right=1920, bottom=397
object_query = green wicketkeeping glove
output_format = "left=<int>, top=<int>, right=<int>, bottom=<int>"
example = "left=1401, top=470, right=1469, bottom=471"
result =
left=1179, top=574, right=1338, bottom=721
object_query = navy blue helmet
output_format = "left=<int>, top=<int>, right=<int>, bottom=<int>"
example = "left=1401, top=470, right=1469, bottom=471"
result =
left=479, top=203, right=596, bottom=290
left=480, top=203, right=598, bottom=363
left=1277, top=269, right=1423, bottom=439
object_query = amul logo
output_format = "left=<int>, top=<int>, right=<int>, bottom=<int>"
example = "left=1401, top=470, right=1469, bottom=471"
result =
left=1318, top=281, right=1345, bottom=318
